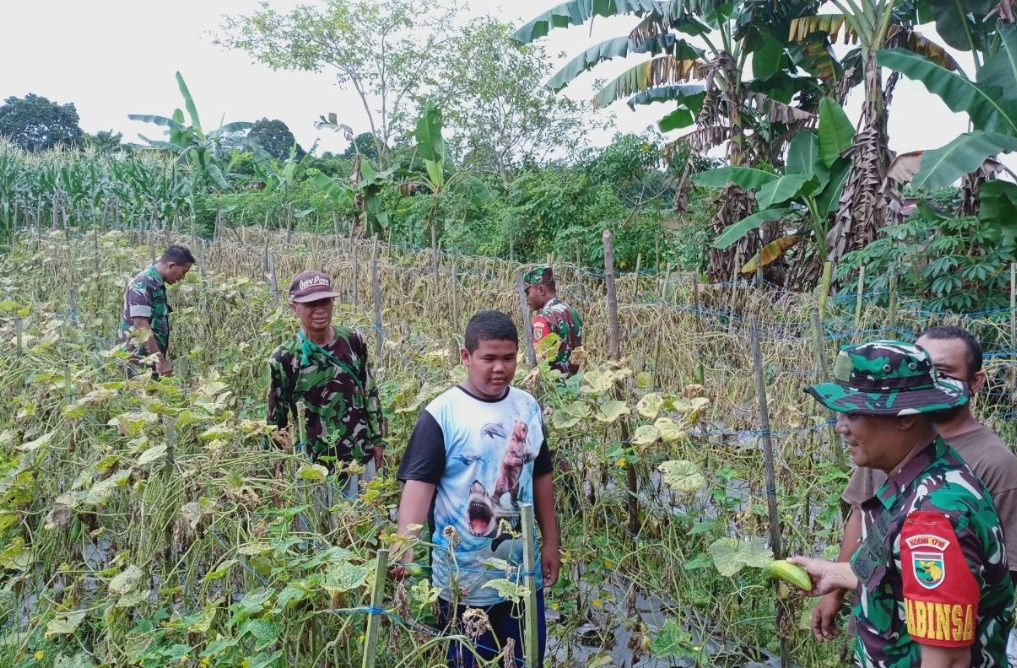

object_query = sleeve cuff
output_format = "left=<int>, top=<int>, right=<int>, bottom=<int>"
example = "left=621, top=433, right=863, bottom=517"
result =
left=129, top=305, right=153, bottom=318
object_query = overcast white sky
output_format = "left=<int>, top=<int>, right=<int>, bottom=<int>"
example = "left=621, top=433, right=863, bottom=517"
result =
left=0, top=0, right=980, bottom=158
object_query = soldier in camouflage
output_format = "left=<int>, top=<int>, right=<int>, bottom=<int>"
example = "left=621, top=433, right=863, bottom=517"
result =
left=522, top=266, right=583, bottom=377
left=790, top=341, right=1014, bottom=667
left=267, top=270, right=385, bottom=491
left=116, top=245, right=195, bottom=378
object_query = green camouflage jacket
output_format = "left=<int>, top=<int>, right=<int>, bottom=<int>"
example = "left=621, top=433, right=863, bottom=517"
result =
left=267, top=326, right=384, bottom=466
left=851, top=437, right=1013, bottom=667
left=532, top=297, right=583, bottom=377
left=116, top=266, right=171, bottom=355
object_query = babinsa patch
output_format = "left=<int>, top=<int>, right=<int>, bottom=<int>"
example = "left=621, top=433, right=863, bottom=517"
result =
left=907, top=534, right=949, bottom=589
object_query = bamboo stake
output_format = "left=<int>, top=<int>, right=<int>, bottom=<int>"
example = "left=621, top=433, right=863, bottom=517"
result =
left=520, top=504, right=540, bottom=668
left=196, top=238, right=207, bottom=286
left=1010, top=263, right=1015, bottom=351
left=887, top=268, right=898, bottom=338
left=372, top=259, right=383, bottom=360
left=818, top=260, right=833, bottom=323
left=854, top=264, right=866, bottom=329
left=749, top=318, right=790, bottom=668
left=360, top=549, right=389, bottom=668
left=692, top=275, right=705, bottom=385
left=268, top=251, right=279, bottom=301
left=352, top=245, right=360, bottom=307
left=811, top=308, right=844, bottom=470
left=451, top=256, right=459, bottom=331
left=514, top=269, right=537, bottom=367
left=633, top=253, right=642, bottom=300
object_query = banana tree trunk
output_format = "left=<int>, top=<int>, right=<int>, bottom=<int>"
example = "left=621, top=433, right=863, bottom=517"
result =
left=825, top=50, right=895, bottom=274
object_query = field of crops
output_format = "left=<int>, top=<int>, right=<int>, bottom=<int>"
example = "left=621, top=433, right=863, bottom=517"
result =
left=2, top=229, right=1015, bottom=668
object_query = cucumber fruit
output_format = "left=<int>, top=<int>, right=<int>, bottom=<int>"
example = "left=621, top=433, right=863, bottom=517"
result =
left=763, top=559, right=812, bottom=590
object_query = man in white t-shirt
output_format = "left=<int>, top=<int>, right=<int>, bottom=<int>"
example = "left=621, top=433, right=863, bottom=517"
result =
left=392, top=310, right=560, bottom=667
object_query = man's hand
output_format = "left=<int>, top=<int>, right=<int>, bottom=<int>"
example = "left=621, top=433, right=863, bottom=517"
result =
left=541, top=542, right=560, bottom=587
left=372, top=445, right=384, bottom=469
left=787, top=556, right=858, bottom=597
left=155, top=357, right=173, bottom=377
left=811, top=590, right=847, bottom=641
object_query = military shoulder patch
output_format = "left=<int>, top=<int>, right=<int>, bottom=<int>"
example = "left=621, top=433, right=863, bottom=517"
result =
left=900, top=510, right=978, bottom=647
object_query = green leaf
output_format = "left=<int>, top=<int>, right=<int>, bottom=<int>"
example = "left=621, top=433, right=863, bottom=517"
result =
left=548, top=35, right=703, bottom=92
left=322, top=561, right=370, bottom=594
left=596, top=399, right=631, bottom=423
left=635, top=392, right=663, bottom=418
left=914, top=132, right=1017, bottom=189
left=739, top=537, right=774, bottom=568
left=45, top=610, right=87, bottom=637
left=630, top=424, right=661, bottom=445
left=877, top=46, right=1017, bottom=136
left=817, top=98, right=854, bottom=167
left=313, top=173, right=353, bottom=208
left=650, top=618, right=695, bottom=658
left=137, top=444, right=167, bottom=466
left=481, top=578, right=530, bottom=602
left=658, top=108, right=695, bottom=132
left=755, top=174, right=814, bottom=209
left=709, top=537, right=742, bottom=576
left=82, top=469, right=132, bottom=507
left=176, top=71, right=201, bottom=133
left=751, top=32, right=785, bottom=79
left=922, top=0, right=993, bottom=52
left=654, top=417, right=686, bottom=443
left=658, top=460, right=706, bottom=492
left=814, top=157, right=851, bottom=219
left=109, top=565, right=143, bottom=597
left=785, top=132, right=821, bottom=177
left=712, top=209, right=792, bottom=249
left=415, top=100, right=447, bottom=176
left=691, top=166, right=779, bottom=190
left=512, top=0, right=660, bottom=44
left=0, top=537, right=32, bottom=571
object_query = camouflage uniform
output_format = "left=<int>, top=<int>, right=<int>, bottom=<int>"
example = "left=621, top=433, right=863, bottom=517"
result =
left=522, top=266, right=583, bottom=377
left=851, top=437, right=1013, bottom=667
left=116, top=266, right=171, bottom=356
left=806, top=341, right=1014, bottom=667
left=267, top=326, right=384, bottom=467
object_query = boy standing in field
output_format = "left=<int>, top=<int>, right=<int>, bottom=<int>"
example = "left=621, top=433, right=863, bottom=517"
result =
left=392, top=310, right=560, bottom=667
left=267, top=270, right=385, bottom=497
left=116, top=245, right=195, bottom=378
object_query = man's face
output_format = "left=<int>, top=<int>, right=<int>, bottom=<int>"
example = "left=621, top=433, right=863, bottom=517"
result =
left=290, top=297, right=334, bottom=336
left=525, top=284, right=547, bottom=310
left=164, top=262, right=192, bottom=284
left=916, top=334, right=982, bottom=391
left=835, top=412, right=907, bottom=470
left=461, top=338, right=518, bottom=400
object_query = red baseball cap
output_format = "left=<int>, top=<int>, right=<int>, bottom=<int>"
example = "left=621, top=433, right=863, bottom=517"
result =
left=289, top=270, right=341, bottom=303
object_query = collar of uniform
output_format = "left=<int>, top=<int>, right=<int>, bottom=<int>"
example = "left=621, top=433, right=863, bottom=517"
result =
left=873, top=436, right=947, bottom=510
left=543, top=297, right=561, bottom=310
left=144, top=265, right=165, bottom=286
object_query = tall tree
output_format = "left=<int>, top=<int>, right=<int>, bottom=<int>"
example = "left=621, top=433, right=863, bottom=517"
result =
left=217, top=0, right=458, bottom=168
left=247, top=118, right=304, bottom=161
left=0, top=94, right=83, bottom=152
left=430, top=17, right=590, bottom=186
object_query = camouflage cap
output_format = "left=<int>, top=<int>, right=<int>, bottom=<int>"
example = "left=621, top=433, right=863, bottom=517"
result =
left=522, top=265, right=554, bottom=287
left=804, top=340, right=968, bottom=416
left=289, top=270, right=341, bottom=303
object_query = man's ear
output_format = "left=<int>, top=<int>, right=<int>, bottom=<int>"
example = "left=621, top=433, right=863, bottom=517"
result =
left=460, top=346, right=470, bottom=366
left=969, top=370, right=987, bottom=394
left=895, top=414, right=919, bottom=431
left=288, top=302, right=299, bottom=316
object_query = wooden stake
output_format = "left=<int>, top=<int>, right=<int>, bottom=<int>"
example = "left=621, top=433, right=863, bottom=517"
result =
left=520, top=504, right=540, bottom=668
left=451, top=256, right=459, bottom=331
left=749, top=318, right=791, bottom=668
left=352, top=246, right=360, bottom=307
left=692, top=275, right=704, bottom=385
left=360, top=549, right=389, bottom=668
left=633, top=253, right=642, bottom=300
left=514, top=269, right=537, bottom=367
left=268, top=251, right=279, bottom=301
left=1010, top=263, right=1015, bottom=350
left=603, top=230, right=620, bottom=360
left=372, top=259, right=383, bottom=360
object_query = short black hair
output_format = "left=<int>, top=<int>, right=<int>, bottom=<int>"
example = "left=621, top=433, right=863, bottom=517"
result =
left=919, top=325, right=983, bottom=377
left=160, top=245, right=196, bottom=265
left=464, top=310, right=517, bottom=352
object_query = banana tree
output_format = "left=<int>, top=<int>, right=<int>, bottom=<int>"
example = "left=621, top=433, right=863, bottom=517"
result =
left=313, top=113, right=396, bottom=239
left=403, top=100, right=493, bottom=253
left=128, top=72, right=252, bottom=194
left=515, top=0, right=825, bottom=281
left=691, top=97, right=855, bottom=284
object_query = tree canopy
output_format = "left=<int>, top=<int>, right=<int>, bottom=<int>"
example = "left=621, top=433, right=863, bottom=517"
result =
left=0, top=94, right=84, bottom=152
left=247, top=118, right=304, bottom=161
